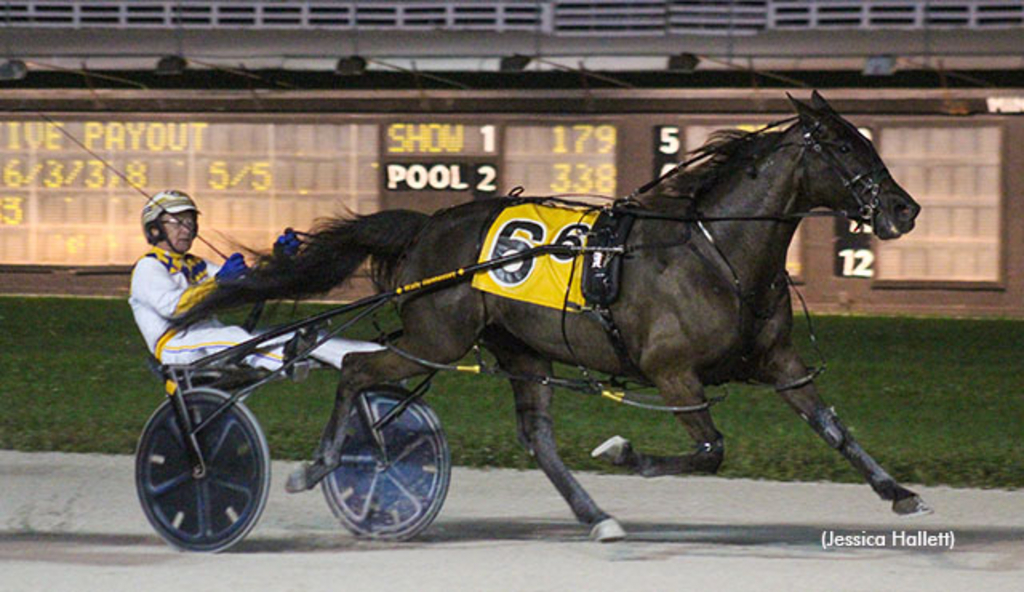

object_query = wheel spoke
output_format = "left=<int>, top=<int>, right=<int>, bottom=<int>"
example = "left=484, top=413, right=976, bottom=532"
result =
left=195, top=478, right=211, bottom=537
left=210, top=474, right=257, bottom=498
left=381, top=470, right=424, bottom=516
left=364, top=400, right=390, bottom=460
left=165, top=414, right=185, bottom=446
left=206, top=417, right=238, bottom=465
left=352, top=471, right=381, bottom=521
left=388, top=434, right=430, bottom=466
left=149, top=472, right=193, bottom=497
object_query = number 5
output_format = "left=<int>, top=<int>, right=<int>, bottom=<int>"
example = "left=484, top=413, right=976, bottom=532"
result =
left=658, top=126, right=681, bottom=155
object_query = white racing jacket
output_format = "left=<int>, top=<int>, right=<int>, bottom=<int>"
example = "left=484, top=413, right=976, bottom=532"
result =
left=129, top=247, right=223, bottom=358
left=128, top=246, right=383, bottom=369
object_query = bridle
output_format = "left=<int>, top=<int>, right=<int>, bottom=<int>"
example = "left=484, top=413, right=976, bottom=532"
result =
left=797, top=119, right=890, bottom=227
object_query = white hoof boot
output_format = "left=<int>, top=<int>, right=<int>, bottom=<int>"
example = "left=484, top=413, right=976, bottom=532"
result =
left=590, top=518, right=626, bottom=543
left=893, top=495, right=934, bottom=517
left=591, top=435, right=631, bottom=464
left=284, top=463, right=311, bottom=494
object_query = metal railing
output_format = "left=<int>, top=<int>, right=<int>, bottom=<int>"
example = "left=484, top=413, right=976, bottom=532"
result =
left=0, top=1, right=545, bottom=30
left=0, top=1, right=1019, bottom=33
left=768, top=0, right=1024, bottom=29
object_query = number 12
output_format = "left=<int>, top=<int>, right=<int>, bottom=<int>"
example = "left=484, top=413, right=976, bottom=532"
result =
left=838, top=248, right=875, bottom=278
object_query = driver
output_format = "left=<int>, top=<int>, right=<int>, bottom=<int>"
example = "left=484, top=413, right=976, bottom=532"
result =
left=129, top=189, right=383, bottom=370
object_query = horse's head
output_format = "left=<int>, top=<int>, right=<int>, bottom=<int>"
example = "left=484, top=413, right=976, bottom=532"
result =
left=788, top=91, right=920, bottom=239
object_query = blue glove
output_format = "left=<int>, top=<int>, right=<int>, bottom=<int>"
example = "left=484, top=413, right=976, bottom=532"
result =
left=274, top=228, right=301, bottom=257
left=216, top=252, right=248, bottom=282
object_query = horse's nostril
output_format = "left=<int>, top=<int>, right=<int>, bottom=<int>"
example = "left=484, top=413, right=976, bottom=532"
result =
left=894, top=201, right=915, bottom=221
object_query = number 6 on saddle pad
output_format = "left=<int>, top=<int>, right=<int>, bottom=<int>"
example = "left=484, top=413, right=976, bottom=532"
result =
left=471, top=202, right=634, bottom=310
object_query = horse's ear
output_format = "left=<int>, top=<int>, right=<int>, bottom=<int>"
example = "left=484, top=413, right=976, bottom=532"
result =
left=787, top=92, right=819, bottom=125
left=810, top=90, right=837, bottom=115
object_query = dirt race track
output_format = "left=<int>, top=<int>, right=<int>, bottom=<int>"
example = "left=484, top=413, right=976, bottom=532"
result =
left=1, top=450, right=1021, bottom=592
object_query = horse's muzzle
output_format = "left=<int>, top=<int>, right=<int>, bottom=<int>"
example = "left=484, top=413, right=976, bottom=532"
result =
left=875, top=185, right=920, bottom=240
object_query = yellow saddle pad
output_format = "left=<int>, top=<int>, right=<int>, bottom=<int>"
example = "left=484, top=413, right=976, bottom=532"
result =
left=472, top=202, right=599, bottom=311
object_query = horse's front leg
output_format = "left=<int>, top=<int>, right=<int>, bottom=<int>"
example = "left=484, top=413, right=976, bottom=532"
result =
left=592, top=371, right=725, bottom=477
left=760, top=347, right=932, bottom=516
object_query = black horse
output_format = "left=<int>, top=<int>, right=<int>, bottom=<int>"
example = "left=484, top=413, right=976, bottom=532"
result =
left=182, top=92, right=927, bottom=541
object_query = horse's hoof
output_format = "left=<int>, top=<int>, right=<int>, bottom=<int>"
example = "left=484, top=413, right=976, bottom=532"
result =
left=590, top=518, right=626, bottom=543
left=591, top=435, right=632, bottom=465
left=284, top=463, right=312, bottom=494
left=893, top=495, right=933, bottom=516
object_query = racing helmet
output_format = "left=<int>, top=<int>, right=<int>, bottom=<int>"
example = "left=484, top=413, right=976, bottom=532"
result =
left=141, top=189, right=199, bottom=245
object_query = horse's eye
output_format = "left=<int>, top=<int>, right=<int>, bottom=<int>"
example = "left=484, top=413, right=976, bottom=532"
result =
left=839, top=144, right=851, bottom=153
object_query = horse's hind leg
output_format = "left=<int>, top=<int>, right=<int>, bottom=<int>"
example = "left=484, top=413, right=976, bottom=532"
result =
left=287, top=286, right=484, bottom=493
left=284, top=340, right=441, bottom=493
left=487, top=339, right=624, bottom=542
left=762, top=348, right=932, bottom=516
left=593, top=372, right=725, bottom=477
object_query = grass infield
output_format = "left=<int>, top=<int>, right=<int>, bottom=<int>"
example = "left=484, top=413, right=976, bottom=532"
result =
left=1, top=295, right=1021, bottom=489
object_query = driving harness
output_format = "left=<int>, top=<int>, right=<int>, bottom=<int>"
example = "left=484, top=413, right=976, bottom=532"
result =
left=579, top=208, right=642, bottom=378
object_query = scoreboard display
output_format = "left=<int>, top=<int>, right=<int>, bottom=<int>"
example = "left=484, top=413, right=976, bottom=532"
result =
left=0, top=119, right=377, bottom=264
left=381, top=122, right=499, bottom=211
left=0, top=90, right=1013, bottom=317
left=379, top=121, right=618, bottom=210
left=505, top=124, right=617, bottom=199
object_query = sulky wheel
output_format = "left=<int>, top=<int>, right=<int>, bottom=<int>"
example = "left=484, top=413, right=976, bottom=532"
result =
left=135, top=388, right=270, bottom=552
left=322, top=387, right=451, bottom=540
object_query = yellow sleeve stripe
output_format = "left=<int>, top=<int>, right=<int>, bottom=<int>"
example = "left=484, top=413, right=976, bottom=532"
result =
left=174, top=281, right=217, bottom=314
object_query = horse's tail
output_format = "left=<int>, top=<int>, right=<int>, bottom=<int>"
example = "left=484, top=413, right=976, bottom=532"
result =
left=174, top=209, right=429, bottom=326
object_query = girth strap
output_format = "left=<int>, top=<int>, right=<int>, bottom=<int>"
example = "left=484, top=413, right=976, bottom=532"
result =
left=587, top=305, right=644, bottom=379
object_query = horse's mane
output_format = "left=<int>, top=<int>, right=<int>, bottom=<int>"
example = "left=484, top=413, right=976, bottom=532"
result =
left=650, top=125, right=789, bottom=205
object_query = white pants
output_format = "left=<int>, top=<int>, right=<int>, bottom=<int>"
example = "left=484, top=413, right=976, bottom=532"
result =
left=157, top=321, right=385, bottom=371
